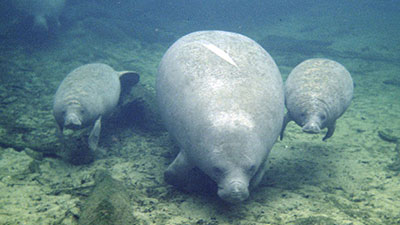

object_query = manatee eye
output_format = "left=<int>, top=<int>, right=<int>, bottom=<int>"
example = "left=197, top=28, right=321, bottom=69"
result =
left=319, top=113, right=326, bottom=121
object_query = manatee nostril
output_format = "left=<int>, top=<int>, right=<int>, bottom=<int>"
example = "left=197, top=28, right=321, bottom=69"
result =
left=231, top=181, right=248, bottom=195
left=232, top=185, right=241, bottom=193
left=232, top=181, right=244, bottom=189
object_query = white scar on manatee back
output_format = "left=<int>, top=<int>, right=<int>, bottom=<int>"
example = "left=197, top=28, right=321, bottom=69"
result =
left=202, top=42, right=238, bottom=68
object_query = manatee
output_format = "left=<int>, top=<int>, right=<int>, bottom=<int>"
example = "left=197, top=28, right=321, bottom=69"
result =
left=12, top=0, right=65, bottom=31
left=280, top=58, right=353, bottom=141
left=157, top=30, right=284, bottom=203
left=53, top=63, right=139, bottom=151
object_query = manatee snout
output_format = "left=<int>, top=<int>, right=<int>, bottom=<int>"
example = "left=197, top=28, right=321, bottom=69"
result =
left=218, top=180, right=249, bottom=203
left=302, top=121, right=321, bottom=134
left=301, top=113, right=325, bottom=134
left=64, top=112, right=82, bottom=130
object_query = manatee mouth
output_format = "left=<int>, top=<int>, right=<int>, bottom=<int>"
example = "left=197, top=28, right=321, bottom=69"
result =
left=217, top=181, right=249, bottom=203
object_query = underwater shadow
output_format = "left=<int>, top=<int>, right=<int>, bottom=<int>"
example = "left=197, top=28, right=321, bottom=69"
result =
left=257, top=142, right=337, bottom=195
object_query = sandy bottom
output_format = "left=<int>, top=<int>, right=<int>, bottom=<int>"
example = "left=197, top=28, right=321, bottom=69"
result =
left=0, top=4, right=399, bottom=225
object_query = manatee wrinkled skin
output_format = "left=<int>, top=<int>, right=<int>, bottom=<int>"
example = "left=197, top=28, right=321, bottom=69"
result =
left=12, top=0, right=65, bottom=31
left=280, top=58, right=353, bottom=141
left=157, top=30, right=284, bottom=203
left=53, top=63, right=139, bottom=151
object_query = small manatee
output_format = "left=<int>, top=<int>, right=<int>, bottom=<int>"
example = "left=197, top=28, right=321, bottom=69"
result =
left=53, top=63, right=139, bottom=151
left=12, top=0, right=66, bottom=32
left=280, top=58, right=353, bottom=141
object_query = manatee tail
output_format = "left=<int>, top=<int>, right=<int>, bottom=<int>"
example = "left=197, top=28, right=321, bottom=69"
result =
left=118, top=71, right=140, bottom=101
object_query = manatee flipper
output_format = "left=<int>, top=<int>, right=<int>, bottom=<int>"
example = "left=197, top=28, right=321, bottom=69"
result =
left=88, top=116, right=102, bottom=151
left=118, top=71, right=140, bottom=102
left=323, top=120, right=336, bottom=141
left=280, top=112, right=292, bottom=140
left=250, top=157, right=268, bottom=189
left=55, top=122, right=68, bottom=149
left=164, top=151, right=194, bottom=187
left=55, top=121, right=64, bottom=138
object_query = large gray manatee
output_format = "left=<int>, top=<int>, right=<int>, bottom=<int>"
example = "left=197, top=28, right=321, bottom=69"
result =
left=280, top=58, right=353, bottom=141
left=157, top=30, right=284, bottom=203
left=53, top=63, right=139, bottom=151
left=12, top=0, right=65, bottom=31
